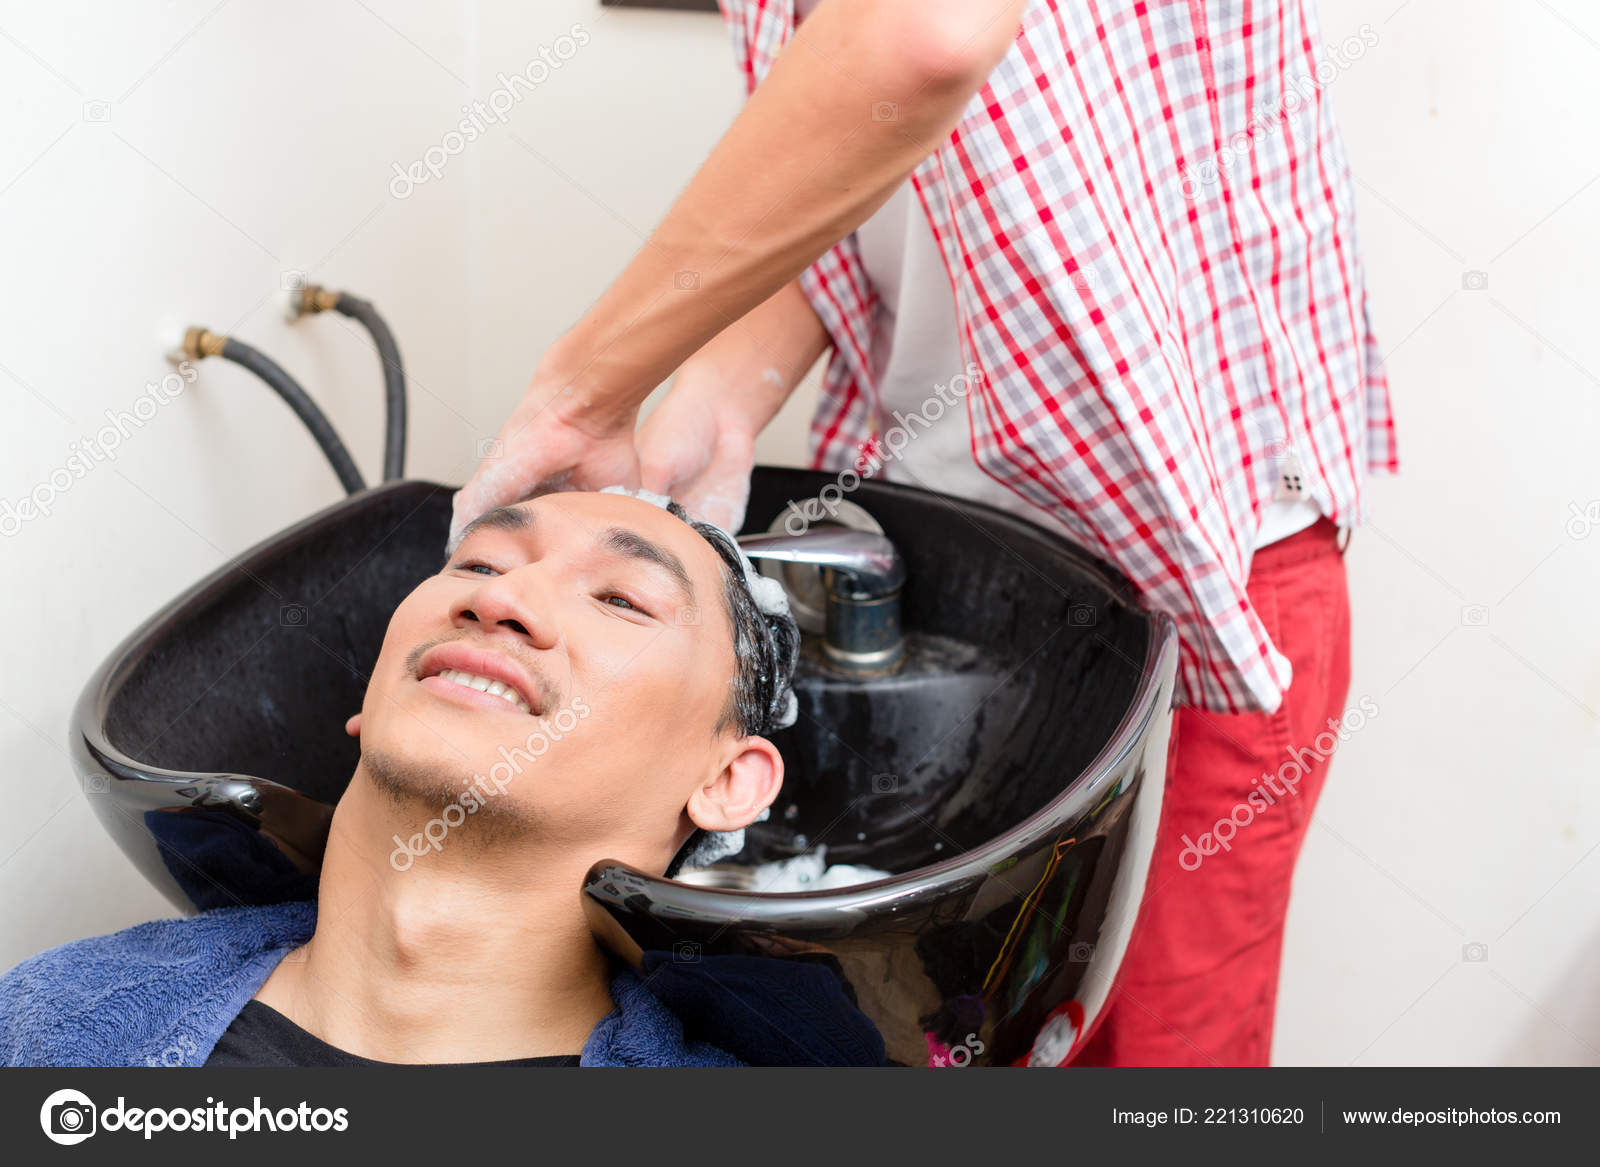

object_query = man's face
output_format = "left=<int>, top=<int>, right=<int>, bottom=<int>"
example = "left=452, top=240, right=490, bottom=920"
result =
left=355, top=490, right=755, bottom=862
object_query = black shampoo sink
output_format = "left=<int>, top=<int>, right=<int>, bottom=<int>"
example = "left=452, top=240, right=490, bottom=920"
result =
left=72, top=469, right=1177, bottom=1067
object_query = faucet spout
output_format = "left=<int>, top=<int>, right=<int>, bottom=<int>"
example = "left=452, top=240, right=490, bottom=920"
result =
left=738, top=527, right=907, bottom=672
left=736, top=529, right=906, bottom=598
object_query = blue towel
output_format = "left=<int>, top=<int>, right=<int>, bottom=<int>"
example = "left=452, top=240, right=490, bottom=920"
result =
left=0, top=900, right=741, bottom=1067
left=639, top=950, right=885, bottom=1067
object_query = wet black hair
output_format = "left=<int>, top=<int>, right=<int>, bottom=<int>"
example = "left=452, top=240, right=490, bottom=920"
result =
left=661, top=498, right=800, bottom=878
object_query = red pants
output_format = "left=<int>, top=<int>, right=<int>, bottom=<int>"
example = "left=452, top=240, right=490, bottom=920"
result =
left=1072, top=516, right=1352, bottom=1066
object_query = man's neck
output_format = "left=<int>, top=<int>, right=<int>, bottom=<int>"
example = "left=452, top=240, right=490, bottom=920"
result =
left=254, top=770, right=618, bottom=1063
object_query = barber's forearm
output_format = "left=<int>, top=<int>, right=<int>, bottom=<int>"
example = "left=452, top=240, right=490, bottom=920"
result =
left=670, top=278, right=830, bottom=436
left=541, top=0, right=1025, bottom=430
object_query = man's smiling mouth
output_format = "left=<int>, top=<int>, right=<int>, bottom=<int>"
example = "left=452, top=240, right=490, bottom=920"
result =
left=414, top=642, right=550, bottom=717
left=427, top=667, right=532, bottom=714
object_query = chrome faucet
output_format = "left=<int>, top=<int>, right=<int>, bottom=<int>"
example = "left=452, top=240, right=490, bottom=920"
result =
left=737, top=527, right=907, bottom=672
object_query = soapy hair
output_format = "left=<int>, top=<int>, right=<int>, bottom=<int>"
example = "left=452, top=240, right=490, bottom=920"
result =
left=588, top=486, right=799, bottom=876
left=674, top=505, right=800, bottom=738
left=660, top=498, right=799, bottom=877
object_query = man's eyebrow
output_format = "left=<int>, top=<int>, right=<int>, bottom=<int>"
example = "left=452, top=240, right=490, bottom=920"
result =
left=598, top=525, right=695, bottom=606
left=444, top=504, right=532, bottom=562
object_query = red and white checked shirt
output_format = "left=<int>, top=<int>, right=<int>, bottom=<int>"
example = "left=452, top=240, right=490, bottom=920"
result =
left=717, top=0, right=1399, bottom=714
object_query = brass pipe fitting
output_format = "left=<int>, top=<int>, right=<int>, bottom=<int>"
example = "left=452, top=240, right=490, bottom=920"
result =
left=289, top=283, right=340, bottom=318
left=181, top=327, right=228, bottom=360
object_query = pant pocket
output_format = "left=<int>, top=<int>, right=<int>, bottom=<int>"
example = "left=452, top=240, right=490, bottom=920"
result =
left=1267, top=566, right=1337, bottom=833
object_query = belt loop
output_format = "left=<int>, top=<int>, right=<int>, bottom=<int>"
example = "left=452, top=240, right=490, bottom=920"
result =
left=1336, top=525, right=1352, bottom=556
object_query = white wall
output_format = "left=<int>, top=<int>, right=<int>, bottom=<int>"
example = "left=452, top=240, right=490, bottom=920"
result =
left=1276, top=0, right=1600, bottom=1066
left=1, top=0, right=1594, bottom=1066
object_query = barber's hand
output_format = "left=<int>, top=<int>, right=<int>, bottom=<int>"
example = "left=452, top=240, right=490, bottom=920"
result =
left=636, top=380, right=760, bottom=534
left=450, top=379, right=642, bottom=547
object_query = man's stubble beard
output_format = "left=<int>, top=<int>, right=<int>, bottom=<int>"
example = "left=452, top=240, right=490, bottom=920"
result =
left=360, top=745, right=542, bottom=850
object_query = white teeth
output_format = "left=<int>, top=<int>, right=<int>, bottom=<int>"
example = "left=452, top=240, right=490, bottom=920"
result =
left=434, top=668, right=531, bottom=713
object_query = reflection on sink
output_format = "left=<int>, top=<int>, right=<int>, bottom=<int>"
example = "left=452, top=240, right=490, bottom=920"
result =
left=737, top=630, right=1020, bottom=872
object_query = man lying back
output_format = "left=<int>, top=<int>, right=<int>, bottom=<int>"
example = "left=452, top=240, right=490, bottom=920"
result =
left=0, top=488, right=806, bottom=1067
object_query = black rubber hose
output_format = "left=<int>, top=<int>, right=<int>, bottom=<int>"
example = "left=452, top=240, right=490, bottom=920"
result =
left=331, top=293, right=406, bottom=481
left=217, top=337, right=367, bottom=495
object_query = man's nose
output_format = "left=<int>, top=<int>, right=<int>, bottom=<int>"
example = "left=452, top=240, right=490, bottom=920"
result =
left=452, top=569, right=559, bottom=649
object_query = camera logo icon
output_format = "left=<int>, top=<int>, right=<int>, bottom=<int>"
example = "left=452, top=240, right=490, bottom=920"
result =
left=673, top=270, right=700, bottom=291
left=280, top=602, right=308, bottom=627
left=673, top=940, right=701, bottom=963
left=40, top=1088, right=97, bottom=1145
left=1566, top=500, right=1600, bottom=540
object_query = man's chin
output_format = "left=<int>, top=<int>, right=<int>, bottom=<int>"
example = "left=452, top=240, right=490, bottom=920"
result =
left=357, top=746, right=537, bottom=847
left=360, top=746, right=463, bottom=808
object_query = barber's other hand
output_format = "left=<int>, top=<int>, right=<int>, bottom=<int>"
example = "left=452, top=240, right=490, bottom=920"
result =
left=450, top=379, right=642, bottom=547
left=636, top=381, right=759, bottom=534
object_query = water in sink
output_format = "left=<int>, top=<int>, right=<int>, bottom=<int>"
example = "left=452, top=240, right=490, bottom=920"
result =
left=677, top=844, right=893, bottom=892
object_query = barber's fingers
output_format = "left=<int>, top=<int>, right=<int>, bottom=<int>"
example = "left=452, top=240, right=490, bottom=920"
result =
left=449, top=456, right=559, bottom=550
left=640, top=432, right=754, bottom=533
left=675, top=452, right=754, bottom=534
left=450, top=405, right=641, bottom=548
left=638, top=430, right=711, bottom=502
left=638, top=399, right=754, bottom=532
left=638, top=394, right=714, bottom=489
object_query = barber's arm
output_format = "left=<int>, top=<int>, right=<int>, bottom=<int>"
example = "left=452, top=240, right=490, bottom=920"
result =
left=450, top=0, right=1028, bottom=542
left=635, top=277, right=827, bottom=532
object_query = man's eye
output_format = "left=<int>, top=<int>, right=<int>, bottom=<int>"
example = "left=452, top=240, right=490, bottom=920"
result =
left=603, top=594, right=636, bottom=610
left=451, top=561, right=497, bottom=576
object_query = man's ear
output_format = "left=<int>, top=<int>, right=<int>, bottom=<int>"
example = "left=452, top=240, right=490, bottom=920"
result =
left=345, top=713, right=361, bottom=738
left=686, top=736, right=783, bottom=832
